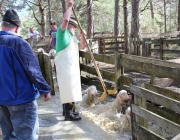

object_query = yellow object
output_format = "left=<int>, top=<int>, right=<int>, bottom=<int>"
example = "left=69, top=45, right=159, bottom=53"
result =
left=98, top=90, right=117, bottom=102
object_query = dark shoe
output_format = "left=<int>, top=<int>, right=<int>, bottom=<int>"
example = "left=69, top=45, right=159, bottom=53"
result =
left=64, top=110, right=81, bottom=121
left=63, top=111, right=79, bottom=116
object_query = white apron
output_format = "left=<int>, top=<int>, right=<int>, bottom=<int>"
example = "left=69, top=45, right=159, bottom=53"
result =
left=54, top=36, right=82, bottom=104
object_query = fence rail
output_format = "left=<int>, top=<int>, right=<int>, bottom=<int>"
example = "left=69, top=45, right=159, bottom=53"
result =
left=79, top=51, right=180, bottom=139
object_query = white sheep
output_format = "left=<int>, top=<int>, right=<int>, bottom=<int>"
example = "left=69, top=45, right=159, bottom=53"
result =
left=48, top=49, right=56, bottom=59
left=93, top=89, right=131, bottom=114
left=36, top=48, right=45, bottom=53
left=80, top=85, right=99, bottom=108
left=48, top=49, right=56, bottom=69
left=92, top=90, right=132, bottom=130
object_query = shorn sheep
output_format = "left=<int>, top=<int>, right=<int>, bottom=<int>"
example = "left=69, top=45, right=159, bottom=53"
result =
left=79, top=89, right=132, bottom=134
left=80, top=85, right=99, bottom=108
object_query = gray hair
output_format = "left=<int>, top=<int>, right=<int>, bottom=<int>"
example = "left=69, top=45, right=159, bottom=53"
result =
left=1, top=21, right=17, bottom=29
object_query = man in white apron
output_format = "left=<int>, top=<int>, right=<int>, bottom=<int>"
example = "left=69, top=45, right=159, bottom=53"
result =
left=55, top=0, right=86, bottom=121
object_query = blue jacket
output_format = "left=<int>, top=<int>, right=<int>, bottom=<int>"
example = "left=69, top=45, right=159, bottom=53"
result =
left=0, top=31, right=51, bottom=105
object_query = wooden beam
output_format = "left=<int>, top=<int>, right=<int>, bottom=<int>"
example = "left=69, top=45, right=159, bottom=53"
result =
left=132, top=122, right=166, bottom=140
left=130, top=84, right=180, bottom=114
left=132, top=104, right=180, bottom=136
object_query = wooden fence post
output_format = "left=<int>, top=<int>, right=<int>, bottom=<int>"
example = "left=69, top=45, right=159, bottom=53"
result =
left=132, top=82, right=148, bottom=128
left=43, top=54, right=55, bottom=95
left=37, top=52, right=55, bottom=95
left=114, top=51, right=121, bottom=91
left=160, top=38, right=164, bottom=60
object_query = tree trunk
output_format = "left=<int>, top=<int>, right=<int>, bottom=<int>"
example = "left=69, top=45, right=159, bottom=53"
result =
left=48, top=0, right=52, bottom=24
left=0, top=0, right=5, bottom=17
left=150, top=0, right=154, bottom=19
left=178, top=0, right=180, bottom=31
left=39, top=0, right=46, bottom=36
left=61, top=0, right=66, bottom=14
left=114, top=0, right=120, bottom=50
left=123, top=0, right=129, bottom=54
left=130, top=0, right=141, bottom=55
left=164, top=0, right=167, bottom=32
left=87, top=0, right=94, bottom=39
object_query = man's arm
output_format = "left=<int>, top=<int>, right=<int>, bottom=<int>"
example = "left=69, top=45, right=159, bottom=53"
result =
left=61, top=0, right=73, bottom=31
left=16, top=40, right=51, bottom=93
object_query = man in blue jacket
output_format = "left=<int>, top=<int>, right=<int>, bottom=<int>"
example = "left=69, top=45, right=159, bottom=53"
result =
left=0, top=9, right=51, bottom=140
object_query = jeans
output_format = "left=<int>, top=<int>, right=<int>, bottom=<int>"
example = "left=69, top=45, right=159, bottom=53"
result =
left=0, top=100, right=39, bottom=140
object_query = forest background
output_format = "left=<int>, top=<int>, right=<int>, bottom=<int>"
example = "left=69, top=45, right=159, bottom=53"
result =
left=0, top=0, right=180, bottom=54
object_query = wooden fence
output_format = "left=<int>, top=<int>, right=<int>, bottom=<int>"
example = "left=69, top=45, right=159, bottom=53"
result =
left=36, top=51, right=55, bottom=95
left=26, top=36, right=49, bottom=52
left=79, top=51, right=180, bottom=139
left=91, top=31, right=180, bottom=60
left=130, top=83, right=180, bottom=140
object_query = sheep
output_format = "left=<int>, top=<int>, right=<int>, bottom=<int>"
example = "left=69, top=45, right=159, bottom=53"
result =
left=48, top=49, right=56, bottom=70
left=79, top=89, right=132, bottom=132
left=92, top=89, right=131, bottom=114
left=80, top=85, right=99, bottom=108
left=48, top=49, right=56, bottom=59
left=36, top=48, right=45, bottom=53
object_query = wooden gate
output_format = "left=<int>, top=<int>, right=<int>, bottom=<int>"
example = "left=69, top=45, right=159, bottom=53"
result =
left=130, top=83, right=180, bottom=140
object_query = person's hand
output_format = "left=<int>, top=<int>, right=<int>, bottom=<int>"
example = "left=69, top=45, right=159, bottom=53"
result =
left=81, top=29, right=87, bottom=36
left=41, top=36, right=45, bottom=40
left=68, top=0, right=73, bottom=8
left=44, top=93, right=51, bottom=101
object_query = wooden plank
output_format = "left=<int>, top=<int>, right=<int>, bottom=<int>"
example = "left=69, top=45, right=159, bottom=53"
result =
left=147, top=103, right=180, bottom=125
left=142, top=33, right=161, bottom=38
left=132, top=122, right=165, bottom=140
left=81, top=76, right=114, bottom=92
left=114, top=52, right=121, bottom=91
left=172, top=133, right=180, bottom=140
left=120, top=53, right=180, bottom=68
left=93, top=36, right=124, bottom=39
left=105, top=47, right=125, bottom=50
left=121, top=75, right=133, bottom=86
left=163, top=39, right=180, bottom=44
left=120, top=57, right=180, bottom=80
left=142, top=31, right=180, bottom=38
left=163, top=49, right=180, bottom=54
left=132, top=104, right=180, bottom=136
left=80, top=64, right=115, bottom=82
left=79, top=51, right=115, bottom=64
left=144, top=83, right=180, bottom=101
left=150, top=49, right=180, bottom=54
left=130, top=84, right=180, bottom=113
left=43, top=54, right=55, bottom=95
left=104, top=41, right=124, bottom=45
left=106, top=51, right=125, bottom=54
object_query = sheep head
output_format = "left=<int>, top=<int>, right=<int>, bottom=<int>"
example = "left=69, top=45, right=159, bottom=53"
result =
left=113, top=90, right=131, bottom=112
left=87, top=85, right=99, bottom=105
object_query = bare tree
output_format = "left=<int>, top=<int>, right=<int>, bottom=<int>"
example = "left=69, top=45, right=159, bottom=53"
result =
left=130, top=0, right=142, bottom=55
left=47, top=0, right=52, bottom=25
left=178, top=0, right=180, bottom=31
left=149, top=0, right=154, bottom=19
left=87, top=0, right=94, bottom=38
left=0, top=0, right=5, bottom=17
left=164, top=0, right=167, bottom=32
left=0, top=0, right=26, bottom=17
left=114, top=0, right=120, bottom=50
left=123, top=0, right=129, bottom=54
left=25, top=0, right=48, bottom=35
left=61, top=0, right=66, bottom=14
